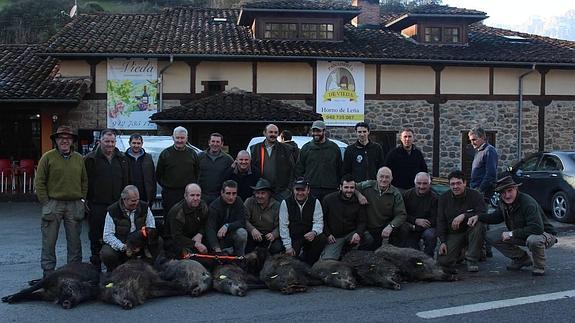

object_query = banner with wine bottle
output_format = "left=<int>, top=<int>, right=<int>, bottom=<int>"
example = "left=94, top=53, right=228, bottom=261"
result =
left=107, top=59, right=158, bottom=130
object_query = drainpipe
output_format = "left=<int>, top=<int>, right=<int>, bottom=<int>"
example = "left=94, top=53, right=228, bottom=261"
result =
left=158, top=55, right=174, bottom=112
left=517, top=63, right=536, bottom=160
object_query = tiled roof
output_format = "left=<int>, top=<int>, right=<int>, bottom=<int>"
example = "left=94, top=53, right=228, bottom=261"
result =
left=150, top=88, right=322, bottom=122
left=41, top=7, right=575, bottom=65
left=0, top=45, right=88, bottom=102
left=408, top=4, right=486, bottom=16
left=240, top=0, right=358, bottom=11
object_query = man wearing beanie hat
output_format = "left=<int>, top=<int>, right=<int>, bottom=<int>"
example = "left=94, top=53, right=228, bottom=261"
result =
left=35, top=125, right=88, bottom=278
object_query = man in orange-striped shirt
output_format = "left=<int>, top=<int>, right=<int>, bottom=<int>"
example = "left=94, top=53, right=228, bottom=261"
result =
left=250, top=124, right=295, bottom=201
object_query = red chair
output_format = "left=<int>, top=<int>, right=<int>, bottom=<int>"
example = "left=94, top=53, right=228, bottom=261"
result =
left=0, top=159, right=15, bottom=193
left=19, top=159, right=36, bottom=194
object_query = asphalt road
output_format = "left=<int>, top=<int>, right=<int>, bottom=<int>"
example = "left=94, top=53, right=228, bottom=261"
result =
left=1, top=202, right=574, bottom=323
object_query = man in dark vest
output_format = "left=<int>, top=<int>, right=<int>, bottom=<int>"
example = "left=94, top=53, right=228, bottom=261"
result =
left=279, top=177, right=327, bottom=265
left=101, top=185, right=155, bottom=272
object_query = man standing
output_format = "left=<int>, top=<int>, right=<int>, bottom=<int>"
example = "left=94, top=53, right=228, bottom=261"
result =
left=468, top=176, right=557, bottom=276
left=244, top=178, right=283, bottom=254
left=296, top=120, right=342, bottom=201
left=343, top=122, right=385, bottom=182
left=320, top=174, right=367, bottom=260
left=35, top=125, right=88, bottom=277
left=198, top=133, right=234, bottom=204
left=165, top=183, right=209, bottom=258
left=206, top=180, right=248, bottom=256
left=468, top=126, right=498, bottom=202
left=251, top=124, right=295, bottom=201
left=101, top=185, right=156, bottom=272
left=225, top=150, right=260, bottom=202
left=280, top=129, right=300, bottom=162
left=156, top=126, right=199, bottom=214
left=437, top=170, right=485, bottom=273
left=279, top=178, right=327, bottom=265
left=356, top=167, right=406, bottom=250
left=125, top=134, right=156, bottom=203
left=397, top=172, right=438, bottom=257
left=85, top=128, right=130, bottom=270
left=384, top=128, right=428, bottom=190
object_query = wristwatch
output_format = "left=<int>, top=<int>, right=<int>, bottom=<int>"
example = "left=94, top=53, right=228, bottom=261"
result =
left=509, top=231, right=513, bottom=237
left=389, top=224, right=396, bottom=229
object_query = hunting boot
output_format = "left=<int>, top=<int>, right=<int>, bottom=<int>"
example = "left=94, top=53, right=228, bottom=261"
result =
left=531, top=248, right=546, bottom=276
left=506, top=252, right=533, bottom=271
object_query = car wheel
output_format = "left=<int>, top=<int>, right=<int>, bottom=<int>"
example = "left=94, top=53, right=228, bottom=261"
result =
left=551, top=191, right=574, bottom=223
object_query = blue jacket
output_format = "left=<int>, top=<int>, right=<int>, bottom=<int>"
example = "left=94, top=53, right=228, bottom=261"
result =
left=470, top=142, right=498, bottom=194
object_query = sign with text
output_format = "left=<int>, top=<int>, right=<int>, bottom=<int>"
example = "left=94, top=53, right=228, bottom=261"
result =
left=107, top=59, right=158, bottom=130
left=316, top=61, right=365, bottom=126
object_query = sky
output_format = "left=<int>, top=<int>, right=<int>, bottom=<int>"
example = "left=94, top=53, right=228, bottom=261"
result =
left=446, top=0, right=574, bottom=26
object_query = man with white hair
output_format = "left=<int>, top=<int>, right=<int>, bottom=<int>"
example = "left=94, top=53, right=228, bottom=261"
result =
left=156, top=126, right=199, bottom=213
left=396, top=172, right=438, bottom=257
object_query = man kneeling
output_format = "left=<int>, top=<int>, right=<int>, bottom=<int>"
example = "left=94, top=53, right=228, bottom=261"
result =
left=101, top=185, right=156, bottom=271
left=468, top=176, right=557, bottom=276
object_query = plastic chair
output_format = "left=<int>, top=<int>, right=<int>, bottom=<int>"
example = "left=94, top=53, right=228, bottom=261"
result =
left=0, top=159, right=15, bottom=193
left=19, top=159, right=36, bottom=194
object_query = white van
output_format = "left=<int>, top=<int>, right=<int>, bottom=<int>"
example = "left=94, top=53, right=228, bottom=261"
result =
left=116, top=135, right=202, bottom=215
left=246, top=136, right=348, bottom=159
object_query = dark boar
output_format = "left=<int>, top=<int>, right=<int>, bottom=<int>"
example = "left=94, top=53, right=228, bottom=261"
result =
left=212, top=264, right=249, bottom=296
left=100, top=260, right=185, bottom=309
left=259, top=254, right=310, bottom=294
left=310, top=260, right=357, bottom=290
left=125, top=227, right=163, bottom=262
left=2, top=262, right=100, bottom=309
left=341, top=250, right=401, bottom=290
left=375, top=244, right=456, bottom=282
left=158, top=259, right=212, bottom=297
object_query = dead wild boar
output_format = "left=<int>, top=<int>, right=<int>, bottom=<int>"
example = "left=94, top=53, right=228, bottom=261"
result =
left=125, top=227, right=163, bottom=262
left=311, top=260, right=357, bottom=290
left=375, top=243, right=456, bottom=282
left=212, top=264, right=249, bottom=297
left=100, top=260, right=185, bottom=309
left=2, top=262, right=100, bottom=309
left=158, top=259, right=212, bottom=297
left=341, top=250, right=402, bottom=290
left=259, top=254, right=311, bottom=294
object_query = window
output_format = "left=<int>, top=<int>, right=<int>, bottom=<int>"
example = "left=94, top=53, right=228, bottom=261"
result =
left=424, top=27, right=442, bottom=43
left=443, top=27, right=460, bottom=43
left=201, top=81, right=228, bottom=95
left=537, top=155, right=562, bottom=171
left=264, top=23, right=297, bottom=39
left=301, top=23, right=334, bottom=40
left=518, top=155, right=540, bottom=172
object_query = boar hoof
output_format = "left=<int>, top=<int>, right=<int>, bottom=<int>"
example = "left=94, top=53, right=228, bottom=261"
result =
left=61, top=300, right=72, bottom=309
left=122, top=300, right=134, bottom=310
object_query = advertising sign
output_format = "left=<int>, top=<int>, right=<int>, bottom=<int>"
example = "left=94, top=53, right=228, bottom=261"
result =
left=316, top=61, right=365, bottom=126
left=107, top=59, right=158, bottom=130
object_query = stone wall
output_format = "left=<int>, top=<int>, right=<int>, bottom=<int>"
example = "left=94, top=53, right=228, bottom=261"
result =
left=544, top=101, right=575, bottom=151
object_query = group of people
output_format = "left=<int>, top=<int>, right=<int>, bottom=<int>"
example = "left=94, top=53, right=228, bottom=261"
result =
left=35, top=121, right=557, bottom=279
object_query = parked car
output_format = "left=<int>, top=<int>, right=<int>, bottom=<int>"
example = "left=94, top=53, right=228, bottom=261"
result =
left=501, top=151, right=575, bottom=223
left=246, top=136, right=348, bottom=159
left=116, top=135, right=202, bottom=216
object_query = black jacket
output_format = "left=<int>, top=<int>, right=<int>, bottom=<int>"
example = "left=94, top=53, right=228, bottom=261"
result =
left=125, top=148, right=156, bottom=203
left=384, top=145, right=428, bottom=189
left=206, top=197, right=246, bottom=250
left=321, top=191, right=366, bottom=238
left=250, top=140, right=295, bottom=196
left=343, top=140, right=385, bottom=182
left=85, top=146, right=130, bottom=205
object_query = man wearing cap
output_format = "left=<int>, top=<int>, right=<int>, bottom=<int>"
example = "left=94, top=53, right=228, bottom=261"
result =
left=251, top=124, right=295, bottom=201
left=437, top=170, right=486, bottom=273
left=35, top=125, right=88, bottom=277
left=296, top=120, right=342, bottom=201
left=244, top=178, right=283, bottom=254
left=85, top=128, right=130, bottom=270
left=468, top=176, right=557, bottom=276
left=279, top=177, right=327, bottom=265
left=225, top=150, right=260, bottom=202
left=320, top=174, right=367, bottom=260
